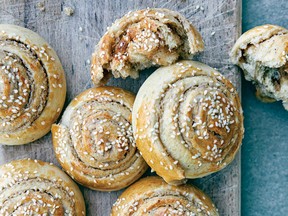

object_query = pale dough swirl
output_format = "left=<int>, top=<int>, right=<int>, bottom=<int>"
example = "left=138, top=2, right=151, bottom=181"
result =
left=0, top=24, right=66, bottom=145
left=132, top=61, right=244, bottom=184
left=52, top=86, right=148, bottom=191
left=0, top=159, right=85, bottom=215
left=111, top=176, right=219, bottom=216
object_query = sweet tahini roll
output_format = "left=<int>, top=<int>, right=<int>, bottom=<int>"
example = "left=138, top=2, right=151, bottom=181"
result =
left=91, top=8, right=204, bottom=85
left=0, top=24, right=66, bottom=145
left=0, top=159, right=85, bottom=215
left=230, top=24, right=288, bottom=110
left=111, top=176, right=219, bottom=216
left=52, top=86, right=148, bottom=191
left=133, top=60, right=244, bottom=185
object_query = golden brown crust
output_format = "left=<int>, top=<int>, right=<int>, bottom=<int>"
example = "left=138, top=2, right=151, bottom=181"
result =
left=255, top=87, right=276, bottom=103
left=230, top=24, right=288, bottom=110
left=91, top=8, right=204, bottom=86
left=132, top=61, right=244, bottom=184
left=0, top=24, right=66, bottom=145
left=0, top=159, right=85, bottom=215
left=111, top=176, right=219, bottom=216
left=52, top=86, right=148, bottom=191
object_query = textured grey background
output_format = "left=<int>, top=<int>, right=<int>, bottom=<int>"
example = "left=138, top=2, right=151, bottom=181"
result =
left=242, top=0, right=288, bottom=215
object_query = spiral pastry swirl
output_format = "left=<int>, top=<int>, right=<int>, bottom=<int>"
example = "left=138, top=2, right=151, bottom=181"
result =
left=52, top=86, right=148, bottom=191
left=0, top=24, right=66, bottom=145
left=132, top=60, right=244, bottom=184
left=111, top=176, right=219, bottom=216
left=0, top=159, right=85, bottom=215
left=91, top=8, right=204, bottom=85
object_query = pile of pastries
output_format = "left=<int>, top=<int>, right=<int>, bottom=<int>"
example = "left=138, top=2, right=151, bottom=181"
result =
left=0, top=7, right=286, bottom=216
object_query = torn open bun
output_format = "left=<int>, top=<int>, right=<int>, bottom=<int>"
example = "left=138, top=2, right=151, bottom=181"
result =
left=91, top=8, right=204, bottom=86
left=231, top=24, right=288, bottom=110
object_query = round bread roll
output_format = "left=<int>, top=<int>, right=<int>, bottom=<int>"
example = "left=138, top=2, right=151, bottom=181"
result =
left=0, top=159, right=85, bottom=215
left=132, top=60, right=244, bottom=185
left=52, top=86, right=148, bottom=191
left=111, top=176, right=219, bottom=216
left=91, top=8, right=204, bottom=85
left=230, top=24, right=288, bottom=110
left=0, top=24, right=66, bottom=145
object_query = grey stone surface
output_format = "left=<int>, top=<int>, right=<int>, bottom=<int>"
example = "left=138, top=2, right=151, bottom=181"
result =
left=242, top=0, right=288, bottom=215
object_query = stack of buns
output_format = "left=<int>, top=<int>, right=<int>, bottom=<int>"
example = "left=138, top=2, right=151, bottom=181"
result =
left=5, top=7, right=282, bottom=216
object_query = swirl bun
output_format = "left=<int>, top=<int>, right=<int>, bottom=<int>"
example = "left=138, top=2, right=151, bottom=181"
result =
left=0, top=24, right=66, bottom=145
left=230, top=24, right=288, bottom=110
left=0, top=159, right=85, bottom=215
left=132, top=60, right=244, bottom=184
left=52, top=86, right=148, bottom=191
left=111, top=176, right=219, bottom=216
left=91, top=8, right=204, bottom=85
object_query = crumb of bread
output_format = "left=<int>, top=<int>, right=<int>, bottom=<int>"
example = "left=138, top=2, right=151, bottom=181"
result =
left=36, top=2, right=45, bottom=12
left=64, top=7, right=74, bottom=16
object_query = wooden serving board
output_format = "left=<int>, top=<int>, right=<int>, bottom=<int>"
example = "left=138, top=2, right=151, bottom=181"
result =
left=0, top=0, right=242, bottom=215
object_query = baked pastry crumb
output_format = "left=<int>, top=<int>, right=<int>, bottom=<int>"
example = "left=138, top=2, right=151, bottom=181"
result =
left=64, top=7, right=74, bottom=16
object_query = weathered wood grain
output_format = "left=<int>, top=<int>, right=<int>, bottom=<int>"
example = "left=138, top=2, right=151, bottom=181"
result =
left=0, top=0, right=242, bottom=215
